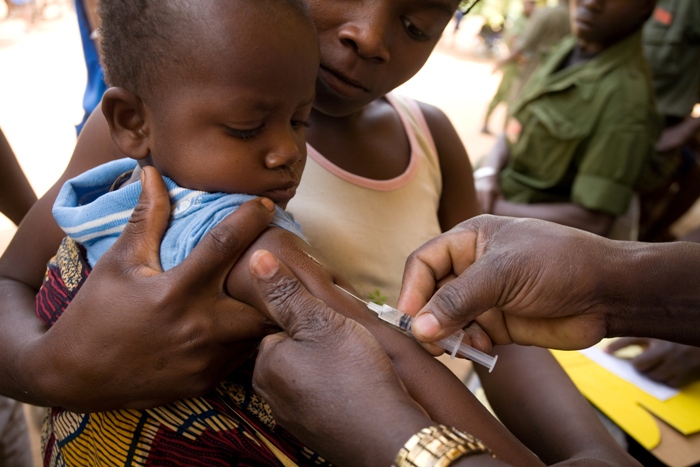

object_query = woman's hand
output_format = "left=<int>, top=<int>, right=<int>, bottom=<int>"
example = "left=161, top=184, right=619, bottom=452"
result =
left=30, top=166, right=276, bottom=411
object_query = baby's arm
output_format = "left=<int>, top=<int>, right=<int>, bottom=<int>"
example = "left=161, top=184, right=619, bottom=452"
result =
left=226, top=227, right=542, bottom=466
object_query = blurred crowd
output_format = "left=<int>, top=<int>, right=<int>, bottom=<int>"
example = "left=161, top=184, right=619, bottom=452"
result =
left=471, top=0, right=699, bottom=244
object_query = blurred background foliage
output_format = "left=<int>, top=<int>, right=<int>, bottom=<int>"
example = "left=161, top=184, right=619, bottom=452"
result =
left=459, top=0, right=557, bottom=29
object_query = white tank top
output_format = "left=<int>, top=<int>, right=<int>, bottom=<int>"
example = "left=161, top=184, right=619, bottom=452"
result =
left=287, top=93, right=443, bottom=307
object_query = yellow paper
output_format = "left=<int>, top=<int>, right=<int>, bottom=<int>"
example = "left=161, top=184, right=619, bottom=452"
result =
left=552, top=350, right=661, bottom=450
left=637, top=381, right=700, bottom=435
left=552, top=348, right=700, bottom=450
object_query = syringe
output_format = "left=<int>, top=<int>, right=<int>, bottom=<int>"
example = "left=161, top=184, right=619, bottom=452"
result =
left=336, top=285, right=498, bottom=372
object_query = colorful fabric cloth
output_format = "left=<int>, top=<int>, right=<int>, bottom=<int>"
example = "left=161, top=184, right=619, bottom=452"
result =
left=36, top=239, right=331, bottom=467
left=35, top=238, right=91, bottom=327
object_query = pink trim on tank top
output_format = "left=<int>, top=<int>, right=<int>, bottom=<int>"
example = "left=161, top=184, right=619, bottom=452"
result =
left=305, top=94, right=437, bottom=192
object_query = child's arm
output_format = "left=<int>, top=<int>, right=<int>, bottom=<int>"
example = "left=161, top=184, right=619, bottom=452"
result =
left=418, top=102, right=481, bottom=230
left=0, top=128, right=37, bottom=226
left=476, top=345, right=638, bottom=466
left=492, top=200, right=616, bottom=237
left=226, top=227, right=542, bottom=466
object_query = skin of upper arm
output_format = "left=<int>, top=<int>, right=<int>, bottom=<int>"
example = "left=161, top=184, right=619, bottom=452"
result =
left=417, top=102, right=480, bottom=231
left=226, top=227, right=541, bottom=466
left=494, top=200, right=614, bottom=236
left=0, top=107, right=124, bottom=404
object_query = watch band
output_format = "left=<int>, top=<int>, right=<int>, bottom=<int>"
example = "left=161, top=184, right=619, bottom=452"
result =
left=393, top=424, right=493, bottom=467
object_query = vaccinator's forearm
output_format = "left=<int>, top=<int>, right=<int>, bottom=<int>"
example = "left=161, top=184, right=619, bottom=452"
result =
left=603, top=240, right=700, bottom=346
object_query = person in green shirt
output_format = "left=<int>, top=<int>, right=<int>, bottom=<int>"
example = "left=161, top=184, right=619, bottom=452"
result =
left=639, top=0, right=700, bottom=242
left=476, top=0, right=658, bottom=237
left=644, top=0, right=700, bottom=123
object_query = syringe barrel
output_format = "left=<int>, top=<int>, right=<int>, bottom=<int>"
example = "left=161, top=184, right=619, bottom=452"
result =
left=375, top=304, right=497, bottom=372
left=437, top=333, right=498, bottom=372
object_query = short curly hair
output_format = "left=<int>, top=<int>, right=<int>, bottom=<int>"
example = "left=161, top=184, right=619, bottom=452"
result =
left=98, top=0, right=311, bottom=98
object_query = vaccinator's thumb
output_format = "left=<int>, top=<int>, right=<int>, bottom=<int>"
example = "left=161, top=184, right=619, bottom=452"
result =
left=412, top=263, right=500, bottom=343
left=249, top=250, right=345, bottom=340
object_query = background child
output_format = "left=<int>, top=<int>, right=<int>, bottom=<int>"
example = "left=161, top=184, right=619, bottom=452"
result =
left=286, top=0, right=481, bottom=307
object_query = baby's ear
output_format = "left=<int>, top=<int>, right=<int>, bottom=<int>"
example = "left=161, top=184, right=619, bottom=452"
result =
left=101, top=87, right=150, bottom=160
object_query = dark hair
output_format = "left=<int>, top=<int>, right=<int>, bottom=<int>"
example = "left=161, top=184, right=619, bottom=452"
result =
left=98, top=0, right=311, bottom=97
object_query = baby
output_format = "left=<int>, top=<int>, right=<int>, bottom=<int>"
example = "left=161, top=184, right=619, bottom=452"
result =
left=36, top=0, right=325, bottom=464
left=41, top=0, right=317, bottom=275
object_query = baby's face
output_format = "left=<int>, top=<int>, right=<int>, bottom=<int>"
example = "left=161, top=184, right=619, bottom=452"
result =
left=144, top=3, right=319, bottom=208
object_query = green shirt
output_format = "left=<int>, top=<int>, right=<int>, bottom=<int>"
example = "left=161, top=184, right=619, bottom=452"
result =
left=643, top=0, right=700, bottom=118
left=500, top=32, right=658, bottom=216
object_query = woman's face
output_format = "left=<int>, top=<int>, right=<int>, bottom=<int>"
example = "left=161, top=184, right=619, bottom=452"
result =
left=308, top=0, right=459, bottom=117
